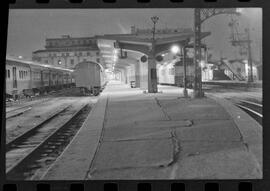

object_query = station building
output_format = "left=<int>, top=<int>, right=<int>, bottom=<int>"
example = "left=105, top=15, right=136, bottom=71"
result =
left=32, top=35, right=101, bottom=69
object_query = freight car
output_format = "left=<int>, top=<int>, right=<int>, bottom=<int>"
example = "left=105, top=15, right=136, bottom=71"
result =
left=73, top=61, right=106, bottom=96
left=6, top=56, right=74, bottom=99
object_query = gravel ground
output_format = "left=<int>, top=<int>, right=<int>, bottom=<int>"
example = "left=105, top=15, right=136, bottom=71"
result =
left=6, top=96, right=98, bottom=144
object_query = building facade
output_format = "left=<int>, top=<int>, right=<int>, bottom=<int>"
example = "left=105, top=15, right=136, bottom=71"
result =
left=32, top=35, right=101, bottom=69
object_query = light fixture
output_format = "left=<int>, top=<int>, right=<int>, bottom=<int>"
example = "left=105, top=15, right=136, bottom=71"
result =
left=171, top=45, right=180, bottom=54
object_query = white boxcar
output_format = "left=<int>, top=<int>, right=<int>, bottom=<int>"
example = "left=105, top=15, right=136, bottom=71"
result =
left=74, top=61, right=104, bottom=93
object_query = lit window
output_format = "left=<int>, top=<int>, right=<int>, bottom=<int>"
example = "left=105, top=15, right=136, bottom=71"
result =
left=58, top=60, right=62, bottom=65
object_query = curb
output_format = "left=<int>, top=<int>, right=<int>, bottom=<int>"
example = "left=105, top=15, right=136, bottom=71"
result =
left=206, top=93, right=262, bottom=177
left=42, top=93, right=108, bottom=180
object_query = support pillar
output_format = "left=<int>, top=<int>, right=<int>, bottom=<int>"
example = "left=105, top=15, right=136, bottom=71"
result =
left=147, top=44, right=158, bottom=93
left=135, top=60, right=141, bottom=88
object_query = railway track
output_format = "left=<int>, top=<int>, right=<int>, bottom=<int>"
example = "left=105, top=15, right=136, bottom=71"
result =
left=6, top=98, right=51, bottom=119
left=229, top=98, right=262, bottom=126
left=6, top=103, right=92, bottom=180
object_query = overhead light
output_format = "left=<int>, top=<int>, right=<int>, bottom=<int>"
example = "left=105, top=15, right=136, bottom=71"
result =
left=171, top=45, right=180, bottom=54
left=99, top=44, right=112, bottom=48
left=113, top=49, right=119, bottom=54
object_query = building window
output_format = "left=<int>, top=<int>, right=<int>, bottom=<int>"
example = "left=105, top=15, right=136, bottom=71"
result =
left=83, top=58, right=87, bottom=62
left=7, top=70, right=10, bottom=78
left=45, top=60, right=48, bottom=64
left=70, top=59, right=74, bottom=65
left=54, top=53, right=57, bottom=57
left=66, top=53, right=69, bottom=56
left=58, top=60, right=62, bottom=65
left=79, top=52, right=82, bottom=56
left=87, top=52, right=91, bottom=56
left=62, top=53, right=65, bottom=57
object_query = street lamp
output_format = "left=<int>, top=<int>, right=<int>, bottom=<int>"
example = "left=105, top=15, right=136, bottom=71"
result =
left=171, top=45, right=188, bottom=97
left=151, top=16, right=159, bottom=41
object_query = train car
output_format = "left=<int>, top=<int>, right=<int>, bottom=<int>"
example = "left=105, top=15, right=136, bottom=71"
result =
left=157, top=62, right=175, bottom=85
left=157, top=58, right=195, bottom=88
left=6, top=56, right=74, bottom=98
left=6, top=59, right=31, bottom=97
left=74, top=61, right=106, bottom=95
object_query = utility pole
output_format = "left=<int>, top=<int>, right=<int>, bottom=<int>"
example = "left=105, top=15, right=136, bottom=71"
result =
left=194, top=8, right=203, bottom=97
left=193, top=8, right=240, bottom=98
left=246, top=28, right=253, bottom=82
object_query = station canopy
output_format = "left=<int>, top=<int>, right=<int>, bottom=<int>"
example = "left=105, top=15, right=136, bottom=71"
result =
left=96, top=29, right=211, bottom=72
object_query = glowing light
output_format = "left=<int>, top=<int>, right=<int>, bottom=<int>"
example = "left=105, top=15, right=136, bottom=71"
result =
left=113, top=49, right=119, bottom=55
left=236, top=8, right=244, bottom=14
left=18, top=56, right=23, bottom=59
left=171, top=45, right=180, bottom=54
left=99, top=44, right=112, bottom=48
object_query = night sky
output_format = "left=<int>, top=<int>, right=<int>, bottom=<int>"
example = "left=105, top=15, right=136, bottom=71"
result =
left=6, top=8, right=262, bottom=61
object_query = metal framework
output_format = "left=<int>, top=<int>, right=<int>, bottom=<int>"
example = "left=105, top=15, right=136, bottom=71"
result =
left=193, top=8, right=239, bottom=98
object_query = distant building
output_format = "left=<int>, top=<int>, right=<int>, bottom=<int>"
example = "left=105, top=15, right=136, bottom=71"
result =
left=130, top=26, right=193, bottom=40
left=32, top=35, right=100, bottom=69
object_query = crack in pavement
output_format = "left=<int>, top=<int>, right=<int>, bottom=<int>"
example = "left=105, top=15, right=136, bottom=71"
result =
left=89, top=163, right=171, bottom=176
left=102, top=137, right=171, bottom=142
left=168, top=130, right=181, bottom=167
left=154, top=97, right=172, bottom=120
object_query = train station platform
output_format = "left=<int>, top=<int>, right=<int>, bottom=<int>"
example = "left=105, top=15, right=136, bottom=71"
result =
left=43, top=81, right=262, bottom=180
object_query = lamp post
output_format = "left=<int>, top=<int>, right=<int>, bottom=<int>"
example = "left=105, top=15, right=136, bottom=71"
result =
left=171, top=45, right=188, bottom=97
left=151, top=16, right=159, bottom=41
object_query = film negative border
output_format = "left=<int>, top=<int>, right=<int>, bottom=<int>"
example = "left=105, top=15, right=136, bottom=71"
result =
left=1, top=0, right=270, bottom=191
left=8, top=0, right=265, bottom=8
left=1, top=181, right=260, bottom=191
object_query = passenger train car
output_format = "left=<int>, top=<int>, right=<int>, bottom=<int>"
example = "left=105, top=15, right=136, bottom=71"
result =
left=73, top=61, right=106, bottom=95
left=6, top=56, right=74, bottom=98
left=157, top=57, right=195, bottom=88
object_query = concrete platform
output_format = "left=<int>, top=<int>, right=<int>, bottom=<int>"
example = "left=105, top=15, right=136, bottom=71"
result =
left=42, top=81, right=262, bottom=180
